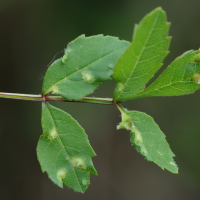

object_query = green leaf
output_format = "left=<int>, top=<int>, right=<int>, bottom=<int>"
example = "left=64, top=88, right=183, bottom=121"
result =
left=37, top=103, right=97, bottom=193
left=131, top=50, right=200, bottom=98
left=42, top=35, right=130, bottom=100
left=117, top=105, right=178, bottom=173
left=113, top=7, right=170, bottom=102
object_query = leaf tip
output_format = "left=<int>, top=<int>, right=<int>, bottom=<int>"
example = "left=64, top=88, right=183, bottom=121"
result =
left=169, top=161, right=179, bottom=174
left=152, top=7, right=165, bottom=15
left=155, top=6, right=163, bottom=10
left=79, top=34, right=86, bottom=38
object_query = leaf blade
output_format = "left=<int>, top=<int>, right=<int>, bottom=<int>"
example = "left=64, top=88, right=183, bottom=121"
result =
left=113, top=7, right=170, bottom=102
left=117, top=105, right=178, bottom=173
left=42, top=35, right=130, bottom=100
left=132, top=50, right=200, bottom=98
left=37, top=103, right=97, bottom=193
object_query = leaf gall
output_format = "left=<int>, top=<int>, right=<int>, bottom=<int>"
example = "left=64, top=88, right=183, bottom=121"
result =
left=191, top=73, right=200, bottom=84
left=71, top=157, right=87, bottom=169
left=57, top=169, right=67, bottom=181
left=194, top=53, right=200, bottom=62
left=82, top=71, right=95, bottom=83
left=48, top=127, right=58, bottom=140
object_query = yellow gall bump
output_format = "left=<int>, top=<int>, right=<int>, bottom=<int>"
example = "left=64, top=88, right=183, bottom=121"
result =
left=57, top=169, right=67, bottom=181
left=71, top=157, right=86, bottom=169
left=62, top=48, right=72, bottom=64
left=82, top=179, right=89, bottom=186
left=62, top=54, right=68, bottom=63
left=108, top=63, right=114, bottom=70
left=117, top=107, right=133, bottom=130
left=48, top=127, right=58, bottom=140
left=140, top=146, right=148, bottom=157
left=194, top=53, right=200, bottom=62
left=66, top=47, right=72, bottom=54
left=191, top=73, right=200, bottom=84
left=45, top=85, right=59, bottom=95
left=117, top=83, right=124, bottom=92
left=51, top=85, right=60, bottom=94
left=82, top=71, right=95, bottom=83
left=117, top=115, right=132, bottom=130
left=169, top=162, right=176, bottom=166
left=134, top=128, right=143, bottom=146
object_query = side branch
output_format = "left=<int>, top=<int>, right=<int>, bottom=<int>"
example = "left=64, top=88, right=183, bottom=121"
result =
left=0, top=92, right=114, bottom=105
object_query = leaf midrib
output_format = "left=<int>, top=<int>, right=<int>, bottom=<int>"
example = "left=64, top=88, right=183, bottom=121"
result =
left=125, top=80, right=195, bottom=100
left=131, top=114, right=176, bottom=172
left=48, top=45, right=128, bottom=89
left=45, top=103, right=83, bottom=192
left=121, top=59, right=197, bottom=100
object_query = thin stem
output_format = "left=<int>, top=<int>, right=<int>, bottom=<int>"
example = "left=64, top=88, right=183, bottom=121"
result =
left=0, top=92, right=44, bottom=101
left=0, top=92, right=114, bottom=105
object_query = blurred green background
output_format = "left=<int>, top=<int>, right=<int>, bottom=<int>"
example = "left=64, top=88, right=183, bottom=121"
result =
left=0, top=0, right=200, bottom=199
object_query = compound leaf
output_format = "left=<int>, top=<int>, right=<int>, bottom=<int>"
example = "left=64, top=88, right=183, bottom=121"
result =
left=37, top=103, right=97, bottom=193
left=117, top=105, right=178, bottom=173
left=113, top=7, right=170, bottom=102
left=42, top=35, right=130, bottom=100
left=132, top=50, right=200, bottom=98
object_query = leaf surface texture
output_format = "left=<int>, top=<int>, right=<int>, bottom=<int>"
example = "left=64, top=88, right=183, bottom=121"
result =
left=134, top=50, right=200, bottom=98
left=43, top=35, right=130, bottom=100
left=117, top=105, right=178, bottom=173
left=37, top=103, right=97, bottom=193
left=113, top=7, right=170, bottom=102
